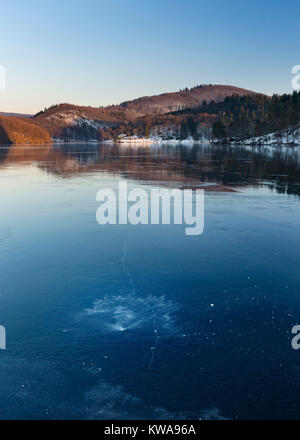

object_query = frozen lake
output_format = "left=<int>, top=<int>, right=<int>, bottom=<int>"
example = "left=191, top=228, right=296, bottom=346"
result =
left=0, top=142, right=299, bottom=419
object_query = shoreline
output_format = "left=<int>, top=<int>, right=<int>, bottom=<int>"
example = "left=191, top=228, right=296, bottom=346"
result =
left=1, top=138, right=300, bottom=148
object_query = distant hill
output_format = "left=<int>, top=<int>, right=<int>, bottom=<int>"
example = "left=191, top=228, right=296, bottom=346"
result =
left=0, top=112, right=32, bottom=118
left=30, top=84, right=258, bottom=141
left=120, top=84, right=258, bottom=115
left=32, top=103, right=138, bottom=140
left=0, top=115, right=52, bottom=144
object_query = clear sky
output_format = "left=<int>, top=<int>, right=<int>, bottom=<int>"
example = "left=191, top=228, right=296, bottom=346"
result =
left=0, top=0, right=299, bottom=113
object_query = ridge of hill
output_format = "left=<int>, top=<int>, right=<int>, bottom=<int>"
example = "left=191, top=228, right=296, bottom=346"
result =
left=120, top=84, right=258, bottom=115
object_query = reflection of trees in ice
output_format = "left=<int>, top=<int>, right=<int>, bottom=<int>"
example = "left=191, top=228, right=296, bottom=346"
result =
left=85, top=294, right=180, bottom=335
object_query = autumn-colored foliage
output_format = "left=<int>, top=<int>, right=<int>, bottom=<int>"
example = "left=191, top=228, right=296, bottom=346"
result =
left=0, top=116, right=52, bottom=144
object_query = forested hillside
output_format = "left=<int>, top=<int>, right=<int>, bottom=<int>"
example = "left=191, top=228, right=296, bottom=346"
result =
left=0, top=116, right=52, bottom=144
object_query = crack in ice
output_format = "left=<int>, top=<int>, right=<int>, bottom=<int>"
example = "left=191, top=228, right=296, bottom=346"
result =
left=121, top=238, right=160, bottom=370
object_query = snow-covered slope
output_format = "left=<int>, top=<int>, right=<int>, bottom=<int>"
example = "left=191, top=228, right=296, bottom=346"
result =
left=241, top=125, right=300, bottom=146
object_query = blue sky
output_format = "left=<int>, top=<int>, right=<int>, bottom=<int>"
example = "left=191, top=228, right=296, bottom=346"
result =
left=0, top=0, right=299, bottom=113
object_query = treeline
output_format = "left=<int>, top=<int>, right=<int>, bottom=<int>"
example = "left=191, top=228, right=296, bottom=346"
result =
left=32, top=90, right=300, bottom=142
left=107, top=91, right=300, bottom=141
left=179, top=84, right=213, bottom=92
left=96, top=113, right=215, bottom=140
left=173, top=91, right=300, bottom=140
